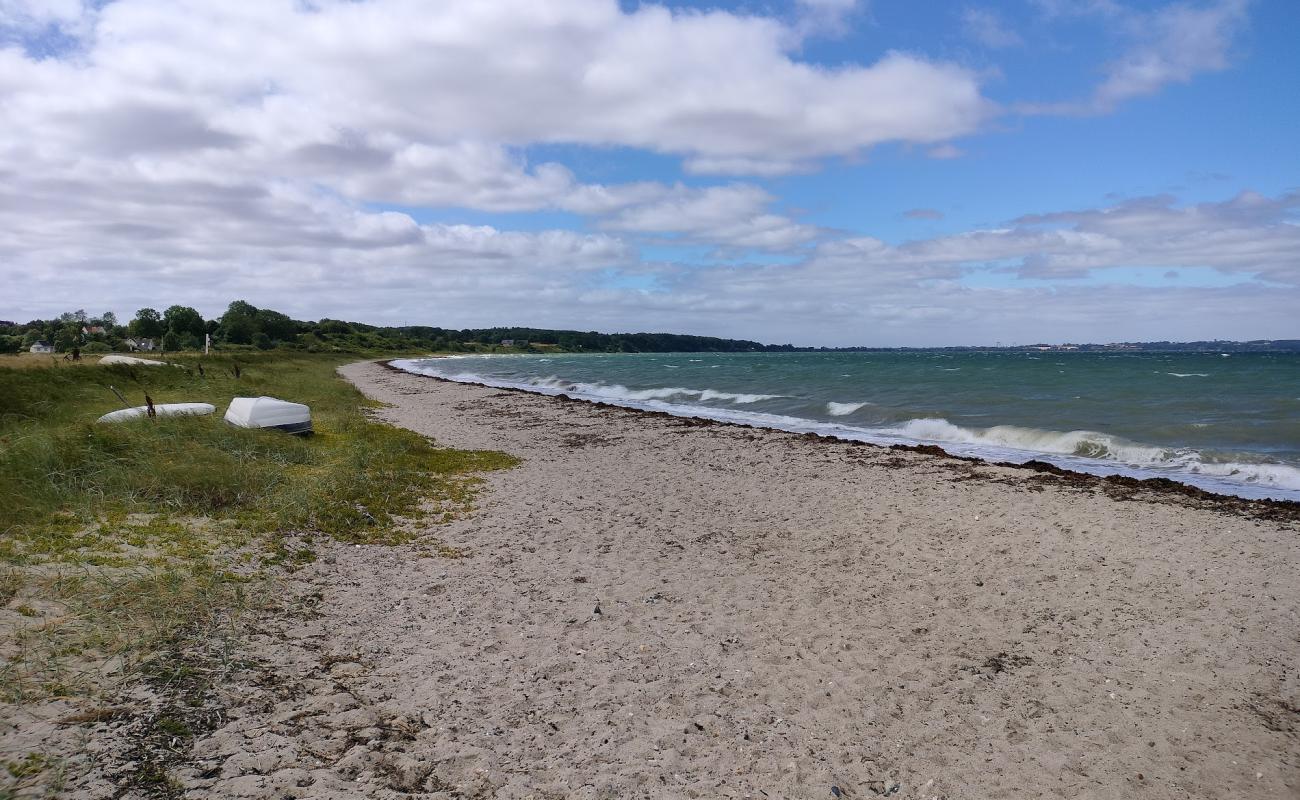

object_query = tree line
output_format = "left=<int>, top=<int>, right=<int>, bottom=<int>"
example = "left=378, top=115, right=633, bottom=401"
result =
left=0, top=302, right=795, bottom=355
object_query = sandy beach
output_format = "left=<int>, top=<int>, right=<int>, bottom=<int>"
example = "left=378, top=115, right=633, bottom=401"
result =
left=179, top=360, right=1299, bottom=799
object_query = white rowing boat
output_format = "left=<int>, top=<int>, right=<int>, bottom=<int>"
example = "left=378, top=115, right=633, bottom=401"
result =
left=99, top=355, right=171, bottom=366
left=97, top=403, right=216, bottom=423
left=224, top=396, right=313, bottom=435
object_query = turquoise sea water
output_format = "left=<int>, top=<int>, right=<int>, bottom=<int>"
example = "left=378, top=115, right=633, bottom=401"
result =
left=393, top=351, right=1300, bottom=501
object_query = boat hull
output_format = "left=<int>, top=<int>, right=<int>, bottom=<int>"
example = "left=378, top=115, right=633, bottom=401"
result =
left=224, top=396, right=313, bottom=436
left=97, top=403, right=216, bottom=423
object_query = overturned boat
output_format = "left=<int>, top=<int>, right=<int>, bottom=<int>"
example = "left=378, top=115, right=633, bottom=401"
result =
left=99, top=355, right=170, bottom=366
left=97, top=403, right=215, bottom=423
left=224, top=396, right=313, bottom=435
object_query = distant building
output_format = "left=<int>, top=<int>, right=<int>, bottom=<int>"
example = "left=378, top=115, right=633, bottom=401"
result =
left=500, top=339, right=528, bottom=347
left=82, top=325, right=107, bottom=336
left=125, top=337, right=156, bottom=352
left=29, top=340, right=54, bottom=354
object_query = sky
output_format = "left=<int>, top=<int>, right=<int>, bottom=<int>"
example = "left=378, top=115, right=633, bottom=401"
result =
left=0, top=0, right=1296, bottom=346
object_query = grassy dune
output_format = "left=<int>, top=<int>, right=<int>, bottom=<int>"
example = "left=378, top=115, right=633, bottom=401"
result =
left=0, top=352, right=515, bottom=796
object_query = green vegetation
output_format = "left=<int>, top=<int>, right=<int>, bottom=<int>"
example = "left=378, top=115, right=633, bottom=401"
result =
left=4, top=304, right=1298, bottom=357
left=0, top=352, right=515, bottom=545
left=0, top=351, right=516, bottom=794
left=0, top=300, right=794, bottom=356
left=2, top=752, right=64, bottom=798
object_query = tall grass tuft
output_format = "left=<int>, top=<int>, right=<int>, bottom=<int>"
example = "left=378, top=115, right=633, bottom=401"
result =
left=0, top=353, right=515, bottom=542
left=0, top=352, right=516, bottom=709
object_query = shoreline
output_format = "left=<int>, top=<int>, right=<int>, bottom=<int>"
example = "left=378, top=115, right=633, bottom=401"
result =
left=380, top=358, right=1300, bottom=524
left=170, top=360, right=1299, bottom=798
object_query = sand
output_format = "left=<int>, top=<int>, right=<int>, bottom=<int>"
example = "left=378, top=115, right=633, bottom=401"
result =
left=24, top=359, right=1300, bottom=798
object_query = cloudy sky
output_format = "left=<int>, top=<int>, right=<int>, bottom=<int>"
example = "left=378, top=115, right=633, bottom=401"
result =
left=0, top=0, right=1296, bottom=346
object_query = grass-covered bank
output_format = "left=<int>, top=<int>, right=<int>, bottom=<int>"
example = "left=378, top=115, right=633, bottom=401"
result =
left=0, top=352, right=516, bottom=796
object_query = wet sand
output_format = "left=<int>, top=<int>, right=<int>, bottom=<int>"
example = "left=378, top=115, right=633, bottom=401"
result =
left=183, top=359, right=1299, bottom=799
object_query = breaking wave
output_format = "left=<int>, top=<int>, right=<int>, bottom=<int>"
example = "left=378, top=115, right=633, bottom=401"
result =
left=391, top=358, right=1300, bottom=501
left=891, top=418, right=1169, bottom=463
left=883, top=419, right=1300, bottom=494
left=827, top=401, right=872, bottom=416
left=508, top=375, right=782, bottom=405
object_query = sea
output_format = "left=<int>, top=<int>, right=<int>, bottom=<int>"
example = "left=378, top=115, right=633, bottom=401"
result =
left=391, top=351, right=1300, bottom=502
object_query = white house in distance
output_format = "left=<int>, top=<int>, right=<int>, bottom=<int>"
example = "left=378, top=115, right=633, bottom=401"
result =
left=125, top=337, right=157, bottom=352
left=29, top=340, right=53, bottom=354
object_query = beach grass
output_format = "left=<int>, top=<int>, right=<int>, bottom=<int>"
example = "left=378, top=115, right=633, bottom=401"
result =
left=0, top=351, right=516, bottom=794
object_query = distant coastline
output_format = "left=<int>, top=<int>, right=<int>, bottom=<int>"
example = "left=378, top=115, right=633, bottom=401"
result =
left=798, top=339, right=1300, bottom=353
left=3, top=303, right=1295, bottom=357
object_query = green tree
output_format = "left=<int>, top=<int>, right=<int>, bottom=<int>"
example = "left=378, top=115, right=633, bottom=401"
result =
left=225, top=300, right=258, bottom=318
left=317, top=319, right=353, bottom=335
left=163, top=305, right=206, bottom=337
left=53, top=325, right=80, bottom=352
left=161, top=331, right=182, bottom=352
left=254, top=309, right=296, bottom=341
left=129, top=308, right=165, bottom=339
left=221, top=314, right=256, bottom=345
left=220, top=300, right=258, bottom=344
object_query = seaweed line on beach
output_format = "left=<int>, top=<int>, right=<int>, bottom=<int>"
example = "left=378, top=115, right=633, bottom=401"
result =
left=380, top=360, right=1300, bottom=526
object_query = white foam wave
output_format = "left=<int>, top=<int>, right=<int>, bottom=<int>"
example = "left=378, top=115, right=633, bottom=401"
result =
left=884, top=419, right=1300, bottom=493
left=522, top=376, right=780, bottom=405
left=827, top=401, right=871, bottom=416
left=389, top=358, right=1300, bottom=501
left=1166, top=372, right=1209, bottom=378
left=1184, top=461, right=1300, bottom=487
left=699, top=389, right=782, bottom=403
left=893, top=418, right=1170, bottom=464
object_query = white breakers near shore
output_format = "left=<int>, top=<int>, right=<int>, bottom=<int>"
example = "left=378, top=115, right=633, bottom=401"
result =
left=224, top=396, right=313, bottom=435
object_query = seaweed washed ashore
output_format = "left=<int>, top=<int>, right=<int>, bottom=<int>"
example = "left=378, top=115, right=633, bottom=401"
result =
left=381, top=359, right=1300, bottom=525
left=60, top=358, right=1294, bottom=799
left=391, top=350, right=1300, bottom=502
left=14, top=356, right=1291, bottom=798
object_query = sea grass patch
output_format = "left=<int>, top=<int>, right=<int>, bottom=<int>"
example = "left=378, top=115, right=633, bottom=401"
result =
left=0, top=352, right=515, bottom=794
